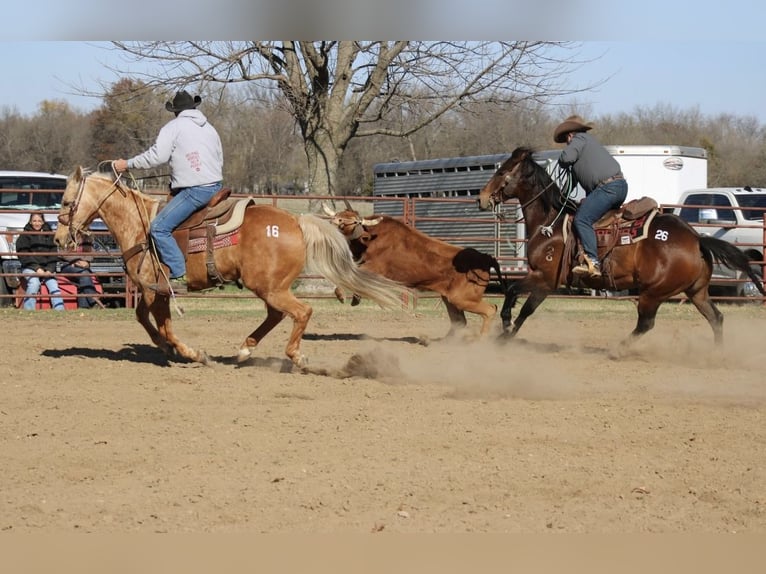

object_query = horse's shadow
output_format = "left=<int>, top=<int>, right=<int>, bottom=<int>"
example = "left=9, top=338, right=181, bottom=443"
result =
left=43, top=344, right=176, bottom=366
left=42, top=344, right=333, bottom=373
left=302, top=332, right=428, bottom=345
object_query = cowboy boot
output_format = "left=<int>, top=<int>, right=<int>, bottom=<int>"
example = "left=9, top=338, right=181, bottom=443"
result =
left=573, top=255, right=601, bottom=277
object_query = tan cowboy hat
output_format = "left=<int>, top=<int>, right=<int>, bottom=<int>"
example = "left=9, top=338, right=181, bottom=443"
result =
left=553, top=115, right=593, bottom=143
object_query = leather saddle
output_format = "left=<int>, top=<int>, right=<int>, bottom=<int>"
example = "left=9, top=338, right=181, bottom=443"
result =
left=167, top=188, right=252, bottom=286
left=561, top=196, right=660, bottom=283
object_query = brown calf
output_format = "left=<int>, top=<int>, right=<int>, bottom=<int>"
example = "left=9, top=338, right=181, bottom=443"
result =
left=324, top=206, right=504, bottom=337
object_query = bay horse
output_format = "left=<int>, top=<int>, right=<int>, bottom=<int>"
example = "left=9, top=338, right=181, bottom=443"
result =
left=54, top=167, right=409, bottom=367
left=477, top=146, right=765, bottom=344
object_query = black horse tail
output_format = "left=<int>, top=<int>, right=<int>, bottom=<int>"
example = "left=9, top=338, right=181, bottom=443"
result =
left=699, top=236, right=766, bottom=296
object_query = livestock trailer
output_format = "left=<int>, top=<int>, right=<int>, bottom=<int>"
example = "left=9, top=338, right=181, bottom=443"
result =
left=371, top=145, right=709, bottom=280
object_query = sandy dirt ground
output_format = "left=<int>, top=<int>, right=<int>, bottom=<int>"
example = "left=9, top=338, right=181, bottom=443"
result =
left=2, top=295, right=765, bottom=533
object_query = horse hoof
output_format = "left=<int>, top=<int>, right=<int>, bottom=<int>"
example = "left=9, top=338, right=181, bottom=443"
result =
left=236, top=348, right=252, bottom=363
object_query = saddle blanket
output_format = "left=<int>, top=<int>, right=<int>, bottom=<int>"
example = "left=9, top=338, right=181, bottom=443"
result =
left=187, top=230, right=239, bottom=254
left=595, top=210, right=656, bottom=248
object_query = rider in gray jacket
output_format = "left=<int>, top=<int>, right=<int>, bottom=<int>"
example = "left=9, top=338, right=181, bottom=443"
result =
left=555, top=115, right=628, bottom=278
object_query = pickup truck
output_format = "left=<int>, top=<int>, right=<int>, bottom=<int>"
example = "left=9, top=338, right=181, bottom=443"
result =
left=0, top=171, right=126, bottom=307
left=673, top=187, right=766, bottom=297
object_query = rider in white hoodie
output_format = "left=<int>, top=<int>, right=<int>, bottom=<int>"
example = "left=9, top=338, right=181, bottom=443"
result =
left=113, top=90, right=223, bottom=294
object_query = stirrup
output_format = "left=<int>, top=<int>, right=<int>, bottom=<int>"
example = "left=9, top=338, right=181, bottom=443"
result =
left=574, top=256, right=600, bottom=277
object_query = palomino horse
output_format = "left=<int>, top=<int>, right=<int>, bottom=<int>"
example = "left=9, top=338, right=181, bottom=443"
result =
left=477, top=146, right=765, bottom=344
left=55, top=167, right=409, bottom=367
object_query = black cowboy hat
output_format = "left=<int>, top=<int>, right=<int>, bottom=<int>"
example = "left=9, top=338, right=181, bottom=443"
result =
left=553, top=115, right=593, bottom=143
left=165, top=90, right=202, bottom=113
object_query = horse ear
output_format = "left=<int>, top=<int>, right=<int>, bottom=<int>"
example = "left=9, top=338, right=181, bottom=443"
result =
left=322, top=202, right=336, bottom=217
left=75, top=166, right=84, bottom=181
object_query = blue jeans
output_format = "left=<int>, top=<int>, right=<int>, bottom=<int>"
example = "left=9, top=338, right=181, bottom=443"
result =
left=60, top=263, right=99, bottom=308
left=149, top=183, right=222, bottom=278
left=22, top=269, right=65, bottom=311
left=573, top=178, right=628, bottom=264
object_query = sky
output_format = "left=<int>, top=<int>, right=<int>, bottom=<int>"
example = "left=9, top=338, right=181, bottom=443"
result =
left=2, top=1, right=766, bottom=123
left=2, top=40, right=765, bottom=124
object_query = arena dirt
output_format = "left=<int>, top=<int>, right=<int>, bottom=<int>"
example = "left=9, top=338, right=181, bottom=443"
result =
left=2, top=297, right=765, bottom=532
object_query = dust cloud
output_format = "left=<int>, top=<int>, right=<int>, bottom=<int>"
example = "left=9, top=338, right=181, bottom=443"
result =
left=330, top=310, right=766, bottom=405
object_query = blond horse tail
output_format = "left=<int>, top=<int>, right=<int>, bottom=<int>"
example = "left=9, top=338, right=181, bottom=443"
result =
left=298, top=214, right=409, bottom=310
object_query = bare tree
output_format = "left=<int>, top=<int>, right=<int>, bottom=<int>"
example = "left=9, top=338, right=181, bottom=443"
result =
left=109, top=41, right=588, bottom=196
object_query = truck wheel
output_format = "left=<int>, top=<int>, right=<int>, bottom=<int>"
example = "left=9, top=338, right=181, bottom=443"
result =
left=735, top=264, right=763, bottom=300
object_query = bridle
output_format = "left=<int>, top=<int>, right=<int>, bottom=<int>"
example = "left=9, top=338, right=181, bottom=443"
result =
left=487, top=155, right=573, bottom=236
left=59, top=172, right=127, bottom=247
left=487, top=166, right=555, bottom=224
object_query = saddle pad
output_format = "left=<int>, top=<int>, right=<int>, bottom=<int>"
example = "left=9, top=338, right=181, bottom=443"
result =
left=188, top=230, right=239, bottom=254
left=596, top=210, right=657, bottom=248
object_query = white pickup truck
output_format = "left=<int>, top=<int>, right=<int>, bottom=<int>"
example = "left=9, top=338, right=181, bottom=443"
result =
left=673, top=187, right=766, bottom=297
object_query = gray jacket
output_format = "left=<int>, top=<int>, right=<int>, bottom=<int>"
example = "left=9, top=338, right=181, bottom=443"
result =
left=558, top=132, right=621, bottom=194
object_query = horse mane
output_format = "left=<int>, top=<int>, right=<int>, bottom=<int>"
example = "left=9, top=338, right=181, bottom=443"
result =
left=515, top=146, right=576, bottom=214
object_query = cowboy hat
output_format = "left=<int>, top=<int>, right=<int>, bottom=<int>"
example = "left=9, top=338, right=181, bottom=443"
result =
left=553, top=115, right=593, bottom=143
left=165, top=90, right=202, bottom=113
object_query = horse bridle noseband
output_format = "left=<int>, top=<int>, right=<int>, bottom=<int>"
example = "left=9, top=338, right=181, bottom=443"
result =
left=59, top=173, right=127, bottom=246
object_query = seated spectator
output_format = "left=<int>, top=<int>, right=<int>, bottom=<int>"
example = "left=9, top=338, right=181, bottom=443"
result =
left=16, top=212, right=65, bottom=311
left=59, top=235, right=101, bottom=309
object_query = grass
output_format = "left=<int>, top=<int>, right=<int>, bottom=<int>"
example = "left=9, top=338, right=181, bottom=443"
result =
left=4, top=291, right=764, bottom=325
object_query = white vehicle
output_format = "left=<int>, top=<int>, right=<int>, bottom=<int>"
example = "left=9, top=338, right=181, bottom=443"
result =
left=0, top=171, right=67, bottom=305
left=674, top=186, right=766, bottom=297
left=0, top=171, right=125, bottom=307
left=604, top=145, right=708, bottom=208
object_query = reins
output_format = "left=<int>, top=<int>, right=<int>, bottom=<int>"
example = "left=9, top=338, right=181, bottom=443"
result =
left=64, top=171, right=126, bottom=246
left=492, top=156, right=577, bottom=239
left=64, top=167, right=183, bottom=312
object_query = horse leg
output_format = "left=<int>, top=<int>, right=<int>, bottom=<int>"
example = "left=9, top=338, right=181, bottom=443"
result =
left=442, top=297, right=468, bottom=337
left=507, top=289, right=549, bottom=337
left=628, top=293, right=662, bottom=342
left=148, top=294, right=212, bottom=365
left=237, top=292, right=313, bottom=367
left=499, top=284, right=520, bottom=333
left=686, top=288, right=724, bottom=344
left=133, top=294, right=173, bottom=358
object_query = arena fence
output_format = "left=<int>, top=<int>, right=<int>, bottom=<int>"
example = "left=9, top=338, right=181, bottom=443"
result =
left=1, top=194, right=764, bottom=309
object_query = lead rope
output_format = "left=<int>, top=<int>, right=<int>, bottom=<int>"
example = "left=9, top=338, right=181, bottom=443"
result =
left=111, top=165, right=184, bottom=317
left=539, top=160, right=578, bottom=237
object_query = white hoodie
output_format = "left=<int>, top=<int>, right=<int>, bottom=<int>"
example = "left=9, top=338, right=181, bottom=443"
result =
left=127, top=109, right=223, bottom=189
